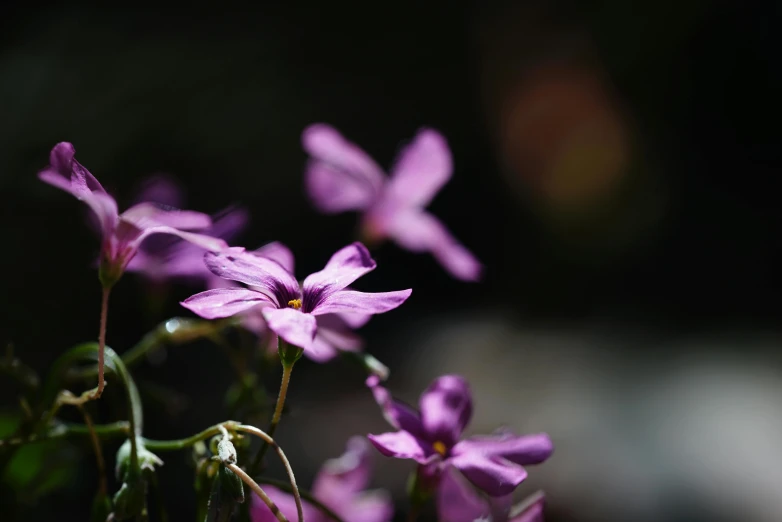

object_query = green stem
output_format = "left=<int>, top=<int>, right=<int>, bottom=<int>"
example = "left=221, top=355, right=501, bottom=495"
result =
left=256, top=477, right=345, bottom=522
left=70, top=317, right=238, bottom=380
left=103, top=348, right=142, bottom=469
left=38, top=342, right=105, bottom=425
left=0, top=421, right=130, bottom=448
left=270, top=362, right=293, bottom=430
left=143, top=424, right=232, bottom=452
left=226, top=463, right=288, bottom=522
left=251, top=339, right=299, bottom=474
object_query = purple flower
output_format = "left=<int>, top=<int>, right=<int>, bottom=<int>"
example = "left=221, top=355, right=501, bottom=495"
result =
left=38, top=143, right=227, bottom=286
left=211, top=241, right=373, bottom=362
left=302, top=124, right=483, bottom=282
left=366, top=375, right=553, bottom=497
left=250, top=436, right=393, bottom=522
left=438, top=468, right=545, bottom=522
left=180, top=242, right=411, bottom=355
left=123, top=175, right=249, bottom=287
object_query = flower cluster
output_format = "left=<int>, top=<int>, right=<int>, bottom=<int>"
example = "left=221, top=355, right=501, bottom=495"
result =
left=35, top=125, right=550, bottom=522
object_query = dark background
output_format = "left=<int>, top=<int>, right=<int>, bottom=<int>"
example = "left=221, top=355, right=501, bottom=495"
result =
left=1, top=3, right=780, bottom=522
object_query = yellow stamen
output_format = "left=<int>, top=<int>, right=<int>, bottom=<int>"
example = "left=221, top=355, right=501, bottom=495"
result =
left=432, top=441, right=447, bottom=456
left=287, top=299, right=302, bottom=310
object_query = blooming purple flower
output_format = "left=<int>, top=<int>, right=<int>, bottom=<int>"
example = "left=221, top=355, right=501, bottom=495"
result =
left=438, top=468, right=545, bottom=522
left=302, top=124, right=483, bottom=282
left=366, top=375, right=553, bottom=497
left=251, top=436, right=393, bottom=522
left=211, top=241, right=373, bottom=362
left=38, top=143, right=227, bottom=286
left=123, top=175, right=249, bottom=287
left=180, top=242, right=411, bottom=355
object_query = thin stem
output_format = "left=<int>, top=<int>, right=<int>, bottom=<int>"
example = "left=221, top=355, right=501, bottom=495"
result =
left=143, top=424, right=230, bottom=452
left=256, top=477, right=344, bottom=522
left=71, top=317, right=239, bottom=380
left=271, top=363, right=293, bottom=429
left=94, top=286, right=111, bottom=398
left=78, top=405, right=107, bottom=495
left=0, top=421, right=129, bottom=448
left=252, top=354, right=295, bottom=473
left=225, top=463, right=288, bottom=522
left=234, top=424, right=303, bottom=522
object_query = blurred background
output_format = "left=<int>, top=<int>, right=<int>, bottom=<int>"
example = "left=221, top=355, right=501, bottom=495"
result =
left=1, top=2, right=781, bottom=521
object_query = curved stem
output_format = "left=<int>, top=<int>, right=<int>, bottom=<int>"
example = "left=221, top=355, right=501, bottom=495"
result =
left=71, top=317, right=238, bottom=381
left=271, top=363, right=293, bottom=430
left=252, top=340, right=298, bottom=473
left=256, top=477, right=344, bottom=522
left=0, top=421, right=129, bottom=448
left=101, top=347, right=143, bottom=469
left=225, top=463, right=288, bottom=522
left=143, top=424, right=230, bottom=452
left=78, top=405, right=107, bottom=495
left=94, top=286, right=111, bottom=398
left=234, top=424, right=303, bottom=522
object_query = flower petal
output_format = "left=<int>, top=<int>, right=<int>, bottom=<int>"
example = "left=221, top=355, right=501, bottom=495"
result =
left=38, top=143, right=119, bottom=238
left=448, top=452, right=527, bottom=497
left=436, top=468, right=493, bottom=522
left=121, top=202, right=212, bottom=230
left=181, top=288, right=272, bottom=319
left=138, top=207, right=249, bottom=281
left=453, top=432, right=554, bottom=466
left=302, top=243, right=377, bottom=309
left=385, top=210, right=482, bottom=282
left=119, top=224, right=228, bottom=262
left=133, top=175, right=185, bottom=208
left=316, top=314, right=364, bottom=352
left=204, top=248, right=300, bottom=306
left=262, top=308, right=317, bottom=351
left=367, top=431, right=432, bottom=464
left=313, top=436, right=372, bottom=500
left=306, top=160, right=380, bottom=214
left=385, top=128, right=452, bottom=208
left=304, top=334, right=340, bottom=363
left=47, top=142, right=108, bottom=195
left=343, top=491, right=394, bottom=522
left=338, top=312, right=372, bottom=329
left=366, top=376, right=425, bottom=436
left=310, top=289, right=412, bottom=316
left=418, top=375, right=473, bottom=447
left=250, top=486, right=319, bottom=522
left=302, top=124, right=386, bottom=213
left=251, top=241, right=295, bottom=273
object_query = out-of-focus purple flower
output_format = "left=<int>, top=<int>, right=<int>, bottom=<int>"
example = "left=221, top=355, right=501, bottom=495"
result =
left=124, top=175, right=249, bottom=287
left=302, top=124, right=483, bottom=282
left=366, top=375, right=553, bottom=497
left=38, top=143, right=227, bottom=286
left=251, top=436, right=393, bottom=522
left=438, top=468, right=546, bottom=522
left=181, top=242, right=411, bottom=355
left=214, top=241, right=373, bottom=362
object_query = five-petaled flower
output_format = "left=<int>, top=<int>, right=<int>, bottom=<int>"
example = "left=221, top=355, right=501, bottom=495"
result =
left=206, top=241, right=374, bottom=362
left=251, top=436, right=393, bottom=522
left=438, top=467, right=546, bottom=522
left=180, top=242, right=411, bottom=354
left=124, top=175, right=249, bottom=287
left=302, top=124, right=483, bottom=282
left=39, top=143, right=227, bottom=287
left=366, top=375, right=553, bottom=497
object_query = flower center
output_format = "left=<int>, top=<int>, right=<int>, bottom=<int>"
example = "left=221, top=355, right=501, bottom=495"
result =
left=432, top=441, right=447, bottom=456
left=287, top=299, right=302, bottom=310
